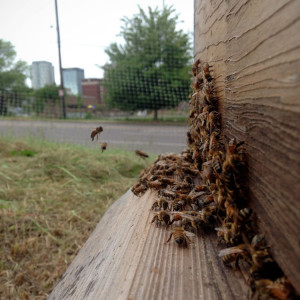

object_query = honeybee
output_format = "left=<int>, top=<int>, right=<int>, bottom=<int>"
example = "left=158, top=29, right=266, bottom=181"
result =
left=172, top=199, right=185, bottom=211
left=187, top=131, right=194, bottom=146
left=238, top=207, right=253, bottom=223
left=192, top=59, right=201, bottom=76
left=218, top=244, right=247, bottom=267
left=151, top=211, right=171, bottom=227
left=182, top=166, right=199, bottom=176
left=166, top=227, right=195, bottom=247
left=131, top=183, right=147, bottom=196
left=135, top=150, right=149, bottom=159
left=152, top=199, right=169, bottom=211
left=207, top=112, right=219, bottom=133
left=159, top=177, right=175, bottom=186
left=165, top=165, right=177, bottom=176
left=201, top=160, right=214, bottom=184
left=193, top=74, right=204, bottom=91
left=158, top=189, right=176, bottom=200
left=148, top=180, right=165, bottom=190
left=202, top=63, right=212, bottom=81
left=101, top=142, right=107, bottom=152
left=215, top=221, right=240, bottom=245
left=250, top=277, right=295, bottom=300
left=212, top=151, right=223, bottom=175
left=194, top=185, right=207, bottom=192
left=91, top=126, right=103, bottom=141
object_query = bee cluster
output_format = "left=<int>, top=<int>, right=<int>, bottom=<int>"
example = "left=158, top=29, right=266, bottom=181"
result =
left=131, top=60, right=296, bottom=299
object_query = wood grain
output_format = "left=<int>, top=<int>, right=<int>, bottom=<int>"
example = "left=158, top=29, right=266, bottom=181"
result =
left=48, top=190, right=249, bottom=300
left=195, top=0, right=300, bottom=292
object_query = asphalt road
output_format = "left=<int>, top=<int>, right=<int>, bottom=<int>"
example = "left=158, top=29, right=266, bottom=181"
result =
left=0, top=120, right=188, bottom=154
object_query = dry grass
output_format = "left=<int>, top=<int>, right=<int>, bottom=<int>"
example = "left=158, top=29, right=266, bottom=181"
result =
left=0, top=137, right=154, bottom=299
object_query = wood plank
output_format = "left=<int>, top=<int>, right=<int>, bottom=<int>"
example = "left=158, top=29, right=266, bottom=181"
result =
left=48, top=190, right=249, bottom=300
left=195, top=0, right=300, bottom=292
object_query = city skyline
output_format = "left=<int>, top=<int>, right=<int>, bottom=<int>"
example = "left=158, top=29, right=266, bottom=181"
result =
left=0, top=0, right=193, bottom=86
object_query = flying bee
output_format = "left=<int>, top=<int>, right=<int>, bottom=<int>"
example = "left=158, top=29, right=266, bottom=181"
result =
left=166, top=227, right=195, bottom=247
left=151, top=211, right=171, bottom=227
left=135, top=150, right=149, bottom=159
left=101, top=142, right=107, bottom=153
left=91, top=126, right=103, bottom=141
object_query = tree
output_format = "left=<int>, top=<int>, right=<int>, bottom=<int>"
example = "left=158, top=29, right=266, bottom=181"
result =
left=0, top=39, right=29, bottom=115
left=0, top=39, right=28, bottom=90
left=103, top=6, right=192, bottom=120
left=32, top=84, right=60, bottom=115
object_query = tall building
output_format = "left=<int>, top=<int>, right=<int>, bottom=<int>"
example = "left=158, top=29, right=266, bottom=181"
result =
left=31, top=61, right=55, bottom=89
left=62, top=68, right=85, bottom=95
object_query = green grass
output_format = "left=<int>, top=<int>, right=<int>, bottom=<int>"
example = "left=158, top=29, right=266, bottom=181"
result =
left=0, top=136, right=155, bottom=299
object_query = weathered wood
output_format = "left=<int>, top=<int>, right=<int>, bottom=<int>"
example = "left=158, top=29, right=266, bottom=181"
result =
left=195, top=0, right=300, bottom=292
left=48, top=190, right=249, bottom=300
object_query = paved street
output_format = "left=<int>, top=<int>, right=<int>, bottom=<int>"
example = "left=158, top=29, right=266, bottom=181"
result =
left=0, top=120, right=188, bottom=154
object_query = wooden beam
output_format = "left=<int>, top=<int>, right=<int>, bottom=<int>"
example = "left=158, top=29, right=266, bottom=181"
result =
left=194, top=0, right=300, bottom=292
left=48, top=190, right=249, bottom=299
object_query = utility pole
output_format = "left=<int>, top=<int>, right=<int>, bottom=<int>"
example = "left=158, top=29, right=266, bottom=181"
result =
left=54, top=0, right=66, bottom=119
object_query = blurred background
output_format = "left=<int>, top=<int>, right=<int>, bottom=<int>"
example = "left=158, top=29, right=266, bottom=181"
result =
left=0, top=0, right=194, bottom=154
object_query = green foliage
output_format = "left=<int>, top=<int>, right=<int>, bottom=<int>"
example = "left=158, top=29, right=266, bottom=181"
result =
left=32, top=84, right=59, bottom=114
left=10, top=149, right=38, bottom=157
left=0, top=39, right=28, bottom=90
left=103, top=6, right=192, bottom=113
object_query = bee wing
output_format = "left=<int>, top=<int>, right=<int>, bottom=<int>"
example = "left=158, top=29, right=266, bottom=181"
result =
left=218, top=247, right=244, bottom=257
left=184, top=231, right=196, bottom=237
left=215, top=227, right=226, bottom=232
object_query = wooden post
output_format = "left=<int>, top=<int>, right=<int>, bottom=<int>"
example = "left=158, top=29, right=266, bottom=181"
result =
left=194, top=0, right=300, bottom=292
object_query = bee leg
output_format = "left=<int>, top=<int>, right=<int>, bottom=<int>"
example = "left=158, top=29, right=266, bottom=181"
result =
left=151, top=216, right=157, bottom=224
left=186, top=235, right=193, bottom=244
left=184, top=239, right=188, bottom=248
left=234, top=254, right=241, bottom=270
left=165, top=233, right=173, bottom=244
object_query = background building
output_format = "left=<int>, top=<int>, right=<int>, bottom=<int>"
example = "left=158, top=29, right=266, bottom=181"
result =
left=31, top=61, right=55, bottom=89
left=62, top=68, right=85, bottom=95
left=81, top=78, right=104, bottom=106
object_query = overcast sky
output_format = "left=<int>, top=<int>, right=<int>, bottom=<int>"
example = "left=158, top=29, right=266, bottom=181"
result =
left=0, top=0, right=194, bottom=85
